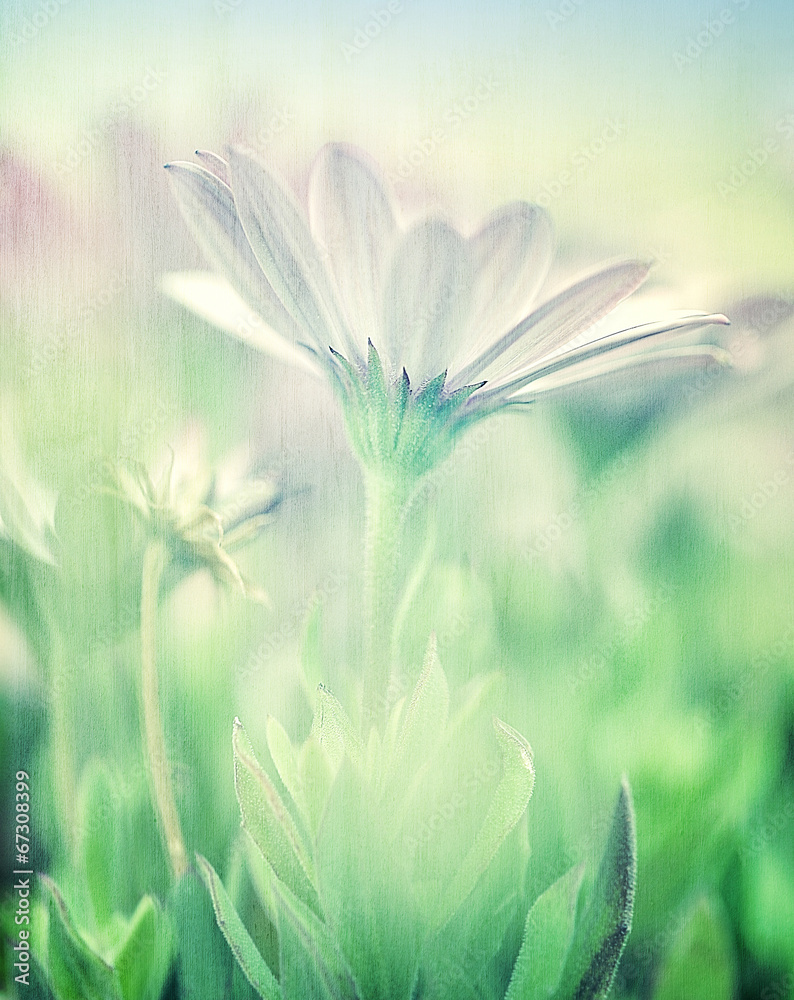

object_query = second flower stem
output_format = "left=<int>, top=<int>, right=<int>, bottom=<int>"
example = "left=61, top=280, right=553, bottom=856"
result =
left=140, top=539, right=187, bottom=880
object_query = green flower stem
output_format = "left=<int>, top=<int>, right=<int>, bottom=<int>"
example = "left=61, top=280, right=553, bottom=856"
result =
left=361, top=471, right=417, bottom=728
left=49, top=627, right=77, bottom=851
left=140, top=539, right=188, bottom=879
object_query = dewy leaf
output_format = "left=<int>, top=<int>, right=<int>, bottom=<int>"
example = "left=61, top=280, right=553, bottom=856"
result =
left=266, top=716, right=306, bottom=820
left=77, top=761, right=124, bottom=931
left=392, top=634, right=449, bottom=777
left=297, top=735, right=336, bottom=838
left=311, top=684, right=364, bottom=771
left=505, top=864, right=585, bottom=1000
left=41, top=875, right=122, bottom=1000
left=169, top=867, right=258, bottom=1000
left=233, top=718, right=320, bottom=914
left=269, top=871, right=360, bottom=1000
left=555, top=778, right=637, bottom=1000
left=651, top=896, right=736, bottom=1000
left=197, top=854, right=283, bottom=1000
left=437, top=718, right=535, bottom=928
left=112, top=895, right=174, bottom=1000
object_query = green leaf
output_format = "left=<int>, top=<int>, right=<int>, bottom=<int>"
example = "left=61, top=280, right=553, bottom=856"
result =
left=233, top=718, right=320, bottom=914
left=269, top=870, right=360, bottom=1000
left=651, top=896, right=736, bottom=1000
left=311, top=684, right=364, bottom=772
left=391, top=634, right=449, bottom=777
left=437, top=717, right=535, bottom=928
left=315, top=759, right=422, bottom=1000
left=113, top=896, right=174, bottom=1000
left=266, top=715, right=306, bottom=819
left=297, top=734, right=336, bottom=837
left=197, top=854, right=283, bottom=1000
left=169, top=867, right=258, bottom=1000
left=42, top=875, right=122, bottom=1000
left=77, top=761, right=124, bottom=931
left=555, top=778, right=637, bottom=1000
left=505, top=864, right=585, bottom=1000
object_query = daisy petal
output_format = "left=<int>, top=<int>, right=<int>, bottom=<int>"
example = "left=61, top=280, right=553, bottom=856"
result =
left=194, top=150, right=230, bottom=186
left=308, top=144, right=399, bottom=359
left=227, top=147, right=359, bottom=361
left=452, top=201, right=554, bottom=372
left=381, top=218, right=473, bottom=386
left=480, top=312, right=730, bottom=401
left=507, top=344, right=733, bottom=401
left=449, top=260, right=651, bottom=390
left=162, top=271, right=322, bottom=376
left=165, top=161, right=303, bottom=347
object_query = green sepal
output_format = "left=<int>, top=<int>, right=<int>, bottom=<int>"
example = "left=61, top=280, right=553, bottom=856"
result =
left=196, top=854, right=283, bottom=1000
left=364, top=339, right=395, bottom=463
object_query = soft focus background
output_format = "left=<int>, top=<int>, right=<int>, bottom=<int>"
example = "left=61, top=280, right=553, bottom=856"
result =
left=1, top=0, right=793, bottom=997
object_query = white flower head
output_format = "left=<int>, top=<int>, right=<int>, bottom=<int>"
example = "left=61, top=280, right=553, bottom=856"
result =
left=164, top=144, right=729, bottom=479
left=104, top=425, right=279, bottom=601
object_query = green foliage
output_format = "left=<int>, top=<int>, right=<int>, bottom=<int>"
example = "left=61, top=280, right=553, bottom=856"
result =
left=650, top=896, right=736, bottom=1000
left=199, top=639, right=640, bottom=1000
left=41, top=876, right=173, bottom=1000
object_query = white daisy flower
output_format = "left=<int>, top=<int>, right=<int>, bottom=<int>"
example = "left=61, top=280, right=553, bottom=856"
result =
left=164, top=144, right=729, bottom=479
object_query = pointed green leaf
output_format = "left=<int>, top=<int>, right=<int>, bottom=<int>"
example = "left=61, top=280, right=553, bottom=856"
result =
left=169, top=867, right=258, bottom=1000
left=233, top=718, right=320, bottom=914
left=311, top=684, right=364, bottom=771
left=113, top=896, right=174, bottom=1000
left=297, top=734, right=335, bottom=837
left=266, top=716, right=306, bottom=818
left=269, top=871, right=360, bottom=1000
left=393, top=634, right=449, bottom=775
left=437, top=718, right=535, bottom=928
left=77, top=761, right=123, bottom=931
left=555, top=778, right=637, bottom=1000
left=315, top=759, right=421, bottom=1000
left=505, top=865, right=585, bottom=1000
left=42, top=875, right=122, bottom=1000
left=651, top=896, right=736, bottom=1000
left=197, top=855, right=283, bottom=1000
